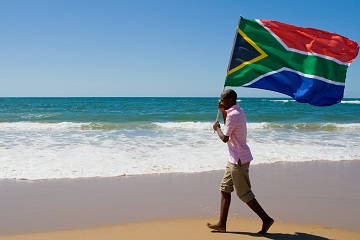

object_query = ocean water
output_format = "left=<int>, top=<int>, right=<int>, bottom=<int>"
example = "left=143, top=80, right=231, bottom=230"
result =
left=1, top=97, right=359, bottom=180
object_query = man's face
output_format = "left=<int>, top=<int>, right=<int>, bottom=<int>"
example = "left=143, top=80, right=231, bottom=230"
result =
left=219, top=95, right=232, bottom=110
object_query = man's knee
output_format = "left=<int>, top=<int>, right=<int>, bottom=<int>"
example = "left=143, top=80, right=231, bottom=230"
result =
left=221, top=191, right=231, bottom=197
left=238, top=190, right=255, bottom=203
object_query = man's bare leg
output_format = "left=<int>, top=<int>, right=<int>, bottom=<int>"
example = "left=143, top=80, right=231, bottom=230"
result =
left=246, top=198, right=274, bottom=234
left=207, top=191, right=231, bottom=232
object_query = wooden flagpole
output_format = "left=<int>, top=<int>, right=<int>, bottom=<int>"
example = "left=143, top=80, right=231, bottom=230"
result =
left=215, top=87, right=226, bottom=123
left=215, top=18, right=239, bottom=123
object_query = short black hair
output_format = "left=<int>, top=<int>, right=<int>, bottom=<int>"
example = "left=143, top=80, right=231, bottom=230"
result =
left=222, top=89, right=237, bottom=101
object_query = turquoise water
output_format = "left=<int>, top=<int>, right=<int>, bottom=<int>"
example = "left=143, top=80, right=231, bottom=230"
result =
left=0, top=97, right=359, bottom=180
left=1, top=97, right=359, bottom=123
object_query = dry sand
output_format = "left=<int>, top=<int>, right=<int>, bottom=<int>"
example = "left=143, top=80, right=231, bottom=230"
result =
left=1, top=160, right=359, bottom=239
left=1, top=218, right=360, bottom=240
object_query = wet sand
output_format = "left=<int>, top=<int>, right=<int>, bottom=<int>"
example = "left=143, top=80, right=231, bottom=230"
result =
left=1, top=160, right=359, bottom=238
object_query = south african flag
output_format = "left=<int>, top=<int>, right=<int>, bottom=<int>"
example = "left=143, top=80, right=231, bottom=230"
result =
left=225, top=17, right=359, bottom=106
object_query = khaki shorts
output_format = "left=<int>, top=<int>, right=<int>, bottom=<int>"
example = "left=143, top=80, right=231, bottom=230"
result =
left=220, top=161, right=255, bottom=203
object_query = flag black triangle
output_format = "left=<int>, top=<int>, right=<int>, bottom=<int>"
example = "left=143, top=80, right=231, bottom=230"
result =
left=228, top=30, right=263, bottom=74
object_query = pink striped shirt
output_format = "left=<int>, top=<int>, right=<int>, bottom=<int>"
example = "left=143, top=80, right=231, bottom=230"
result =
left=223, top=104, right=253, bottom=164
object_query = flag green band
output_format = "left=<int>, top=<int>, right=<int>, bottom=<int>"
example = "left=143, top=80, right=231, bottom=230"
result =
left=225, top=19, right=348, bottom=87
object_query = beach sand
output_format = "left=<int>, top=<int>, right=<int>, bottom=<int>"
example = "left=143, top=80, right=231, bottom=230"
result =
left=2, top=218, right=360, bottom=240
left=1, top=160, right=359, bottom=239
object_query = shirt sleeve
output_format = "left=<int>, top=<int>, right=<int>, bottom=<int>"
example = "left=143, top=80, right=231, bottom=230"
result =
left=223, top=114, right=236, bottom=137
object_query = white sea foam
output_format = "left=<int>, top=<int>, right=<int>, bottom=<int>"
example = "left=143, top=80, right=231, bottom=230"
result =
left=2, top=121, right=358, bottom=132
left=269, top=99, right=293, bottom=103
left=0, top=121, right=359, bottom=180
left=154, top=121, right=213, bottom=130
left=0, top=122, right=88, bottom=131
left=340, top=100, right=360, bottom=104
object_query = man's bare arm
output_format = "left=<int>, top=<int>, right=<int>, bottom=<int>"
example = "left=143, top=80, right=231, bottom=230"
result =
left=213, top=121, right=229, bottom=143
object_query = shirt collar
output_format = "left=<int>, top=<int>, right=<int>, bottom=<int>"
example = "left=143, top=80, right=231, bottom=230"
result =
left=225, top=104, right=240, bottom=114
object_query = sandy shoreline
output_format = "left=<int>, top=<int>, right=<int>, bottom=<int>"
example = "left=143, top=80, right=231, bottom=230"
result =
left=1, top=217, right=360, bottom=240
left=1, top=160, right=359, bottom=238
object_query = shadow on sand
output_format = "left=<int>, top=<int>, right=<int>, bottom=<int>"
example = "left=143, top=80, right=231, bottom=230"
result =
left=212, top=231, right=329, bottom=240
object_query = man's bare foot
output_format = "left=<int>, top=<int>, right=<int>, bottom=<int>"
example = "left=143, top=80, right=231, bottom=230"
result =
left=206, top=223, right=226, bottom=233
left=258, top=218, right=274, bottom=234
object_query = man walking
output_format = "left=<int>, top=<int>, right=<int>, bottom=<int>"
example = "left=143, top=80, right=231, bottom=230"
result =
left=207, top=89, right=274, bottom=234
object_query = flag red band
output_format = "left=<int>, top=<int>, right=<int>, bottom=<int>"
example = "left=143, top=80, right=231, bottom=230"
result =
left=261, top=20, right=359, bottom=63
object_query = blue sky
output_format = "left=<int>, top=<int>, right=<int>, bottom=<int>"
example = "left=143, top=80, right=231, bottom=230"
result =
left=1, top=0, right=359, bottom=97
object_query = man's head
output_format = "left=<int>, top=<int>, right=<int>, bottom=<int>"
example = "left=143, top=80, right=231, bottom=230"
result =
left=220, top=89, right=237, bottom=110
